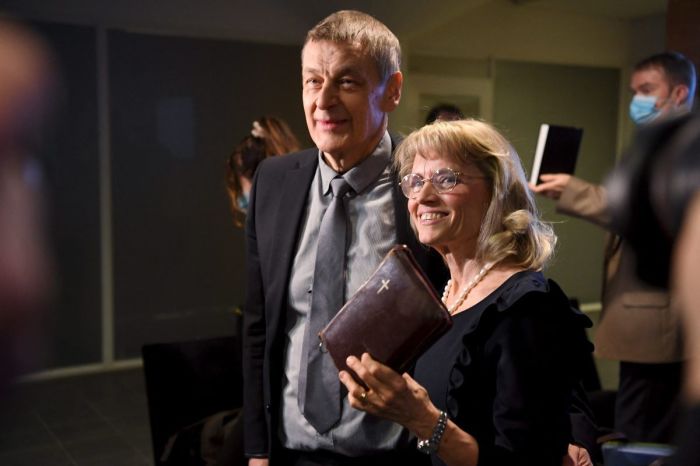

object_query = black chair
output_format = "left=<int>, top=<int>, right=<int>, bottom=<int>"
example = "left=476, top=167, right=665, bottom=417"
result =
left=569, top=298, right=618, bottom=434
left=141, top=334, right=244, bottom=466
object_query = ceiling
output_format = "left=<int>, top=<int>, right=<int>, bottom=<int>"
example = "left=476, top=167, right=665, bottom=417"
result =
left=525, top=0, right=666, bottom=20
left=0, top=0, right=667, bottom=45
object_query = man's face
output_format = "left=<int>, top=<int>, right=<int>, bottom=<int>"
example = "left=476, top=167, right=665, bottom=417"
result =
left=301, top=40, right=401, bottom=171
left=630, top=67, right=682, bottom=115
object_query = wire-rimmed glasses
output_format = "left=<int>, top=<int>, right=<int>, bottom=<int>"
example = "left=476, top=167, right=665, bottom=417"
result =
left=399, top=167, right=484, bottom=199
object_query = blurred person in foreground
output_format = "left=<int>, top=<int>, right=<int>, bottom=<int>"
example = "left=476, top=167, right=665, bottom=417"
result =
left=226, top=116, right=300, bottom=227
left=603, top=111, right=700, bottom=464
left=0, top=19, right=54, bottom=392
left=673, top=191, right=700, bottom=466
left=340, top=120, right=593, bottom=466
left=530, top=51, right=696, bottom=443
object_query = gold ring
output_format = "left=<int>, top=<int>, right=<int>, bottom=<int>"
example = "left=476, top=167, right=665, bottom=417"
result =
left=359, top=391, right=368, bottom=403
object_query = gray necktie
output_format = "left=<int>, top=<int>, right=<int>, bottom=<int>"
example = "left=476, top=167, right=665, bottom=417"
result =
left=299, top=176, right=352, bottom=433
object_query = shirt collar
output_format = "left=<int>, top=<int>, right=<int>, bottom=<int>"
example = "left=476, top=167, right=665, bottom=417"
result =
left=318, top=131, right=392, bottom=197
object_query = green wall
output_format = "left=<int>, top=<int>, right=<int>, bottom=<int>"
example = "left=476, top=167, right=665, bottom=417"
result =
left=492, top=60, right=620, bottom=304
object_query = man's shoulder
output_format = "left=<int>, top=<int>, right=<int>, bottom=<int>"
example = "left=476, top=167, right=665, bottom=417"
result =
left=252, top=149, right=317, bottom=193
left=258, top=147, right=318, bottom=174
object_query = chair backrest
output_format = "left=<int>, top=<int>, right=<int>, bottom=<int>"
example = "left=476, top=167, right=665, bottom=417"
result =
left=142, top=334, right=243, bottom=465
left=569, top=298, right=602, bottom=392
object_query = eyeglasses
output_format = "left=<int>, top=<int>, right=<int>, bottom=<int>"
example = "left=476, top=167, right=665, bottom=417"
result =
left=399, top=167, right=485, bottom=199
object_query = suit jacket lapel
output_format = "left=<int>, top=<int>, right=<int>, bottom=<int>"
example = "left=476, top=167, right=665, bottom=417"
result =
left=267, top=151, right=318, bottom=336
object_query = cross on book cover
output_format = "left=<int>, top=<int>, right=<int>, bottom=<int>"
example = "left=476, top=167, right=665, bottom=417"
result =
left=530, top=124, right=584, bottom=185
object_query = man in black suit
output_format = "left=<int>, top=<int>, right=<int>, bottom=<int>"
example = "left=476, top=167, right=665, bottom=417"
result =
left=242, top=10, right=441, bottom=466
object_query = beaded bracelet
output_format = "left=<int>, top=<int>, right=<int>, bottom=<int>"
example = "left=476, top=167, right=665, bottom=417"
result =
left=417, top=410, right=447, bottom=454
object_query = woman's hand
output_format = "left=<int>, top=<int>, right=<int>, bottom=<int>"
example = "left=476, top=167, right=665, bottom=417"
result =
left=338, top=352, right=438, bottom=437
left=529, top=173, right=571, bottom=200
left=562, top=444, right=593, bottom=466
left=340, top=353, right=480, bottom=466
left=248, top=459, right=268, bottom=466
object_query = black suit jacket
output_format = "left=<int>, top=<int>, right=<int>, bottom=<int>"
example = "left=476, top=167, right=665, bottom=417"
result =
left=241, top=145, right=446, bottom=458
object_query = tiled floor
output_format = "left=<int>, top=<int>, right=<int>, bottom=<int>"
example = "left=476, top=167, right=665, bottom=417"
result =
left=0, top=369, right=154, bottom=466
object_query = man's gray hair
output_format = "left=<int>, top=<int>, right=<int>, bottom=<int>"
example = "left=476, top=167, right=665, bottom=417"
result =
left=304, top=10, right=401, bottom=83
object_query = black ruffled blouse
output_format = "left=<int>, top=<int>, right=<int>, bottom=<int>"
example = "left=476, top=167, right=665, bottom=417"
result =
left=414, top=270, right=592, bottom=466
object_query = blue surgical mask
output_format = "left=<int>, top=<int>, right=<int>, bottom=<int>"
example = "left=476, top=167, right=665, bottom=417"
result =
left=237, top=192, right=249, bottom=211
left=629, top=95, right=660, bottom=125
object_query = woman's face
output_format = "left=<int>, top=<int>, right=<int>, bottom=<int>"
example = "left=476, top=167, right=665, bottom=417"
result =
left=407, top=151, right=490, bottom=254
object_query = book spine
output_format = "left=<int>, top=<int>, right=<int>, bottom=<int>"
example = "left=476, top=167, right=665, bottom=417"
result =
left=530, top=124, right=550, bottom=185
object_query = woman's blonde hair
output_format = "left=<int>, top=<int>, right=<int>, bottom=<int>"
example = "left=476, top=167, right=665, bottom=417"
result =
left=394, top=119, right=557, bottom=270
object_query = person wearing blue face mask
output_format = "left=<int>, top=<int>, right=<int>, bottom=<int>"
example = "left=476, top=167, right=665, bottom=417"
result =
left=629, top=52, right=696, bottom=125
left=530, top=51, right=696, bottom=444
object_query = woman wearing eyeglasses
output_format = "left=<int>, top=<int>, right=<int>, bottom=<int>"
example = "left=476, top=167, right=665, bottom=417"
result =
left=339, top=119, right=592, bottom=466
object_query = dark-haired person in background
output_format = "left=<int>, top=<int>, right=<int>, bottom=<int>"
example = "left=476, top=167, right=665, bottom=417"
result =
left=226, top=116, right=300, bottom=228
left=425, top=103, right=464, bottom=125
left=530, top=51, right=697, bottom=443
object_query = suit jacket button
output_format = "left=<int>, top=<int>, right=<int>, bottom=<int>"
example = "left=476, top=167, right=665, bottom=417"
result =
left=265, top=404, right=271, bottom=412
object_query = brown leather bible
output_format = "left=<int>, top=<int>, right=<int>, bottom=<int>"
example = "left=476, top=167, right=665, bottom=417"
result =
left=319, top=245, right=452, bottom=387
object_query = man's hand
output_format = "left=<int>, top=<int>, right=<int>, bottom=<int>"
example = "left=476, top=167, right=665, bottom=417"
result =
left=529, top=173, right=572, bottom=201
left=562, top=444, right=593, bottom=466
left=248, top=458, right=269, bottom=466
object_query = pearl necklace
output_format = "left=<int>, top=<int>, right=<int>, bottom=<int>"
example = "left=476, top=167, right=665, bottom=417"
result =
left=442, top=262, right=496, bottom=315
